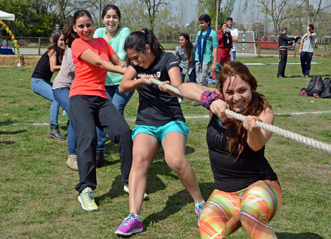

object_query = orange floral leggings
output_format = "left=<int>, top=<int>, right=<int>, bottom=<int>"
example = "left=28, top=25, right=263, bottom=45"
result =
left=199, top=180, right=282, bottom=239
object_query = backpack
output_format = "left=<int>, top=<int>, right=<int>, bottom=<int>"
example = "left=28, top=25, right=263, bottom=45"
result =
left=320, top=78, right=331, bottom=98
left=300, top=75, right=324, bottom=96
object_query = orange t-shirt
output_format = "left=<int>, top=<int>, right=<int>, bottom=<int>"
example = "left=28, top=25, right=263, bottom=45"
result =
left=69, top=38, right=115, bottom=99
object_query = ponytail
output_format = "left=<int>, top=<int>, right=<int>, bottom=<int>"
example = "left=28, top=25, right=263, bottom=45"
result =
left=124, top=28, right=164, bottom=58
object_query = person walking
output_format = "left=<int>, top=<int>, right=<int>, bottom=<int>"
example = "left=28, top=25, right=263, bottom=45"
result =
left=299, top=24, right=317, bottom=78
left=31, top=30, right=66, bottom=140
left=179, top=61, right=282, bottom=239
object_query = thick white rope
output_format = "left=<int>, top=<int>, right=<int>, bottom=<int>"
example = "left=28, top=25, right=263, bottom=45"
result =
left=146, top=77, right=331, bottom=154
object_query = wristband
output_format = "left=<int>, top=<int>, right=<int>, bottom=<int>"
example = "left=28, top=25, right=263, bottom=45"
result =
left=200, top=91, right=223, bottom=110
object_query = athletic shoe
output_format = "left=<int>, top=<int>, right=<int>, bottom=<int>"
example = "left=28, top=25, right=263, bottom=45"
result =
left=195, top=201, right=205, bottom=226
left=115, top=213, right=143, bottom=236
left=78, top=187, right=99, bottom=211
left=66, top=154, right=78, bottom=171
left=305, top=74, right=311, bottom=78
left=123, top=184, right=149, bottom=200
left=191, top=101, right=200, bottom=106
left=178, top=98, right=183, bottom=103
left=301, top=74, right=305, bottom=77
left=96, top=151, right=106, bottom=168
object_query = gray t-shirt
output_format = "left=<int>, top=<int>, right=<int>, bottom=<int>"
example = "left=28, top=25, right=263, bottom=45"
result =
left=301, top=33, right=317, bottom=53
left=52, top=46, right=75, bottom=90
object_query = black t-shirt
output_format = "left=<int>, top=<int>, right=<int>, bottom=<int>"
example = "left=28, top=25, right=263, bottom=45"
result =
left=131, top=52, right=185, bottom=126
left=31, top=51, right=61, bottom=82
left=206, top=114, right=278, bottom=192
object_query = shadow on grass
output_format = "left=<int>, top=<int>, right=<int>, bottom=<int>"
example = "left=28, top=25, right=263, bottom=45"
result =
left=0, top=129, right=26, bottom=134
left=277, top=232, right=323, bottom=239
left=143, top=182, right=213, bottom=229
left=0, top=141, right=15, bottom=145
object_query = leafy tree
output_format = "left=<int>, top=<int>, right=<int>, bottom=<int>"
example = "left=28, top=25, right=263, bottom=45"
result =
left=197, top=0, right=239, bottom=29
left=302, top=0, right=331, bottom=24
left=258, top=0, right=297, bottom=35
left=119, top=0, right=148, bottom=31
left=140, top=0, right=172, bottom=31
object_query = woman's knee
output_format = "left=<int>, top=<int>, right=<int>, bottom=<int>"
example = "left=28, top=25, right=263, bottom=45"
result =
left=131, top=155, right=150, bottom=171
left=166, top=156, right=188, bottom=173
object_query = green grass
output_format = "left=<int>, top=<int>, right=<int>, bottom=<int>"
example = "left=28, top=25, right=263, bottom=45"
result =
left=1, top=56, right=331, bottom=239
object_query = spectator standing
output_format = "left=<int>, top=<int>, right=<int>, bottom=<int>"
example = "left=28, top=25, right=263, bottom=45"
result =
left=216, top=22, right=232, bottom=65
left=226, top=17, right=238, bottom=61
left=53, top=23, right=61, bottom=33
left=299, top=24, right=317, bottom=78
left=277, top=27, right=297, bottom=78
left=175, top=33, right=197, bottom=103
left=193, top=14, right=218, bottom=106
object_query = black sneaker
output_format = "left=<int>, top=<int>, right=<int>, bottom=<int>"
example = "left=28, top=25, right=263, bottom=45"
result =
left=96, top=152, right=106, bottom=168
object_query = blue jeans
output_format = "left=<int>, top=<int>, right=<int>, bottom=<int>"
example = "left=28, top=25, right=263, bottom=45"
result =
left=97, top=85, right=135, bottom=145
left=31, top=78, right=59, bottom=125
left=53, top=87, right=105, bottom=154
left=300, top=51, right=313, bottom=76
left=105, top=85, right=135, bottom=115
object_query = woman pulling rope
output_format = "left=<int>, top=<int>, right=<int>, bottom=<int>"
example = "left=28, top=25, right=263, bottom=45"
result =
left=179, top=60, right=281, bottom=238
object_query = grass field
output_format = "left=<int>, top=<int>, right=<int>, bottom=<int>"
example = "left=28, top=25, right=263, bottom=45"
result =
left=1, top=56, right=331, bottom=239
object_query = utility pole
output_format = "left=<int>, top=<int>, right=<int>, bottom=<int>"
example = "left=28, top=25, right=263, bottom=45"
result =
left=215, top=0, right=219, bottom=30
left=99, top=0, right=102, bottom=28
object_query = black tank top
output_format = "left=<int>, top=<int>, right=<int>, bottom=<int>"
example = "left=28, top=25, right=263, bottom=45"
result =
left=31, top=51, right=61, bottom=82
left=206, top=114, right=278, bottom=192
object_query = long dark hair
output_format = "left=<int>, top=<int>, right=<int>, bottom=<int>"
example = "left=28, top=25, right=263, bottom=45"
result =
left=179, top=33, right=193, bottom=66
left=217, top=61, right=272, bottom=156
left=47, top=30, right=64, bottom=60
left=64, top=10, right=93, bottom=47
left=102, top=4, right=121, bottom=23
left=63, top=21, right=79, bottom=48
left=124, top=28, right=164, bottom=59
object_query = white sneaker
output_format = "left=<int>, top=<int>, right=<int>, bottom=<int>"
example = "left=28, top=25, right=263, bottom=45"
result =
left=123, top=184, right=149, bottom=200
left=178, top=98, right=183, bottom=103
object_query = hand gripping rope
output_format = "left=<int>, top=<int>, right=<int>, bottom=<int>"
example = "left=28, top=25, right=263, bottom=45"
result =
left=146, top=76, right=331, bottom=154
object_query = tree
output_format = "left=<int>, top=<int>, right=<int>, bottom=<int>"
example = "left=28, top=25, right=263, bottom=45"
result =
left=140, top=0, right=172, bottom=31
left=303, top=0, right=331, bottom=24
left=119, top=0, right=148, bottom=31
left=197, top=0, right=241, bottom=29
left=258, top=0, right=296, bottom=35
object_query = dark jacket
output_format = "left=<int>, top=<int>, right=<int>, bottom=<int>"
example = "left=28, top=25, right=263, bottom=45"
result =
left=278, top=33, right=295, bottom=50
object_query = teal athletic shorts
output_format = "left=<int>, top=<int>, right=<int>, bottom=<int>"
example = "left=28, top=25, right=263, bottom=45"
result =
left=132, top=121, right=189, bottom=148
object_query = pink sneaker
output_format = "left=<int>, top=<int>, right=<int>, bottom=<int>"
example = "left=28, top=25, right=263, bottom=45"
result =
left=115, top=213, right=143, bottom=236
left=195, top=201, right=205, bottom=226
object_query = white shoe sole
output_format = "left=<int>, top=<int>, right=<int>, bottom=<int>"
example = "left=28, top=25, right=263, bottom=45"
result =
left=115, top=227, right=143, bottom=236
left=78, top=195, right=98, bottom=211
